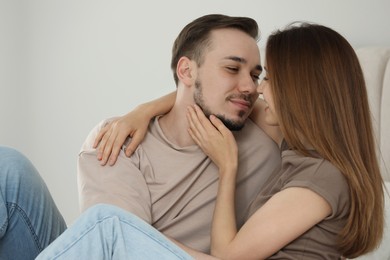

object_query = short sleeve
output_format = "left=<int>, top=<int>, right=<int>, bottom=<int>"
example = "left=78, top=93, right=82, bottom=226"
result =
left=283, top=160, right=349, bottom=219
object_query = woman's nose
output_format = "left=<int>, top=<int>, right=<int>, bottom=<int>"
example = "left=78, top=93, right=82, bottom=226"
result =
left=257, top=80, right=265, bottom=94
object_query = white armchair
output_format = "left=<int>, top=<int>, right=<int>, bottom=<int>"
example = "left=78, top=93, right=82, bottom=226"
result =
left=353, top=47, right=390, bottom=259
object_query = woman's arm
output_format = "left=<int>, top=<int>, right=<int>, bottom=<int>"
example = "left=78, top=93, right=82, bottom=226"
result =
left=210, top=164, right=237, bottom=257
left=186, top=105, right=239, bottom=257
left=216, top=187, right=332, bottom=259
left=94, top=91, right=176, bottom=165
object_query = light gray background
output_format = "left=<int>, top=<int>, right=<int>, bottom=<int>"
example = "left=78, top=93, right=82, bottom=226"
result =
left=1, top=0, right=389, bottom=225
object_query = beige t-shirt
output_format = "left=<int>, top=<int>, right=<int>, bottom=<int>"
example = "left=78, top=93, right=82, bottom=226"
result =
left=78, top=116, right=280, bottom=253
left=248, top=145, right=350, bottom=259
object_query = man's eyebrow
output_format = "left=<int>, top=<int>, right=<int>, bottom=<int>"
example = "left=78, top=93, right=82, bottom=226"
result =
left=225, top=56, right=246, bottom=63
left=224, top=56, right=263, bottom=72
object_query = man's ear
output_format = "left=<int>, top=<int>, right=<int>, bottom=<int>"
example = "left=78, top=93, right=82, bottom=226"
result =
left=176, top=56, right=195, bottom=86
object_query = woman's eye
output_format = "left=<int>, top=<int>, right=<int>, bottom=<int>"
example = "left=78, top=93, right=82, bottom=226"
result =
left=252, top=74, right=260, bottom=80
left=252, top=75, right=260, bottom=83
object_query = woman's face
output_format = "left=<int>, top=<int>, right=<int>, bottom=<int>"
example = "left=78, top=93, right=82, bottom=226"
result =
left=258, top=67, right=279, bottom=126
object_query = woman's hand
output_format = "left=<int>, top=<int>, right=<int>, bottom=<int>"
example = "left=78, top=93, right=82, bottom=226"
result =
left=93, top=107, right=149, bottom=166
left=186, top=105, right=238, bottom=173
left=93, top=92, right=177, bottom=166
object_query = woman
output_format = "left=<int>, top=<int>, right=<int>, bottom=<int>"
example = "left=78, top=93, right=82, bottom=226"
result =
left=40, top=23, right=384, bottom=259
left=186, top=22, right=385, bottom=258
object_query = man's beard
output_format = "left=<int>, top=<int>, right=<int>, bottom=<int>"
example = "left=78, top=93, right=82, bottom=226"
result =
left=193, top=80, right=252, bottom=131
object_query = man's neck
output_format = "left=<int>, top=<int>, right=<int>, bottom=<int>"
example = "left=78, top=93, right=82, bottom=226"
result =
left=158, top=106, right=197, bottom=147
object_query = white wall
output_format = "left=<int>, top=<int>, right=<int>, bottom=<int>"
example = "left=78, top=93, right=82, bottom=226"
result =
left=1, top=0, right=390, bottom=225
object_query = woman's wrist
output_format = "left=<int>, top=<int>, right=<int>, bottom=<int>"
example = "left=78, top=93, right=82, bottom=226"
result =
left=219, top=163, right=238, bottom=181
left=134, top=91, right=176, bottom=120
left=133, top=102, right=156, bottom=119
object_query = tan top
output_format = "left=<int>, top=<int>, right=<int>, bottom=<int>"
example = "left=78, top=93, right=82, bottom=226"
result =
left=78, top=116, right=281, bottom=253
left=248, top=145, right=350, bottom=259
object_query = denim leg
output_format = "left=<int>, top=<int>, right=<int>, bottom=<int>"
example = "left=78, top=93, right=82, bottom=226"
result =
left=0, top=146, right=67, bottom=260
left=37, top=204, right=194, bottom=260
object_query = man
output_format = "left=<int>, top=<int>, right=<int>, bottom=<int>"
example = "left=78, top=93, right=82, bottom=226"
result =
left=77, top=14, right=280, bottom=253
left=0, top=14, right=280, bottom=259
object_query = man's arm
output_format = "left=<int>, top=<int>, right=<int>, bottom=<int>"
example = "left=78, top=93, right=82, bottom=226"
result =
left=78, top=119, right=152, bottom=223
left=170, top=238, right=220, bottom=260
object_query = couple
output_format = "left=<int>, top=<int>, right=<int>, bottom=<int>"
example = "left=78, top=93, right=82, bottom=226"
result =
left=0, top=14, right=384, bottom=259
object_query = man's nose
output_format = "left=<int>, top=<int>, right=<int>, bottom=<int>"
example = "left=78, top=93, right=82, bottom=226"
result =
left=238, top=75, right=257, bottom=93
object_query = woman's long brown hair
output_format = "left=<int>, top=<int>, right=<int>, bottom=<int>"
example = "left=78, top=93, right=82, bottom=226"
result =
left=265, top=23, right=384, bottom=258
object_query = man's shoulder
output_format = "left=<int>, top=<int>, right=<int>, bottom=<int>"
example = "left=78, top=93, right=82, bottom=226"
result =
left=235, top=118, right=279, bottom=153
left=79, top=117, right=119, bottom=153
left=235, top=118, right=271, bottom=141
left=78, top=118, right=152, bottom=171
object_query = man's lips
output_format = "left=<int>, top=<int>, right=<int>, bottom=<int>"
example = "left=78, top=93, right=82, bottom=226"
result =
left=229, top=98, right=251, bottom=109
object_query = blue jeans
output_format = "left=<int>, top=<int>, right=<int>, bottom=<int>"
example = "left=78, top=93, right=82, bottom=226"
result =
left=37, top=204, right=193, bottom=260
left=0, top=146, right=67, bottom=260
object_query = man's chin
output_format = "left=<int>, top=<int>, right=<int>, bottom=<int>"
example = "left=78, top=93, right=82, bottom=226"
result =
left=215, top=115, right=245, bottom=131
left=227, top=124, right=245, bottom=131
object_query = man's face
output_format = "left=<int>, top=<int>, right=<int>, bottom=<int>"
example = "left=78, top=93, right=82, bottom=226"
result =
left=193, top=28, right=261, bottom=131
